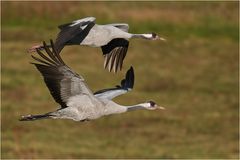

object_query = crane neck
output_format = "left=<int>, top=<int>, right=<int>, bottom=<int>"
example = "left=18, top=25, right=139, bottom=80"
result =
left=105, top=102, right=146, bottom=114
left=131, top=34, right=153, bottom=40
left=126, top=105, right=145, bottom=112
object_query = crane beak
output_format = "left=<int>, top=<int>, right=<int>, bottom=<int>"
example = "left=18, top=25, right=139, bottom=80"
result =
left=159, top=37, right=166, bottom=41
left=152, top=33, right=166, bottom=41
left=156, top=106, right=165, bottom=110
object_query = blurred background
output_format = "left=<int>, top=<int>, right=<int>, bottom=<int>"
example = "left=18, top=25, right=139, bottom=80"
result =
left=1, top=1, right=239, bottom=159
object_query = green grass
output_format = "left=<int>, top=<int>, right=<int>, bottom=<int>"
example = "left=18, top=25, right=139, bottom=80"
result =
left=1, top=1, right=239, bottom=159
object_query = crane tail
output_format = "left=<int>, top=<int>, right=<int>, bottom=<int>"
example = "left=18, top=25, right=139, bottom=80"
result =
left=19, top=113, right=52, bottom=121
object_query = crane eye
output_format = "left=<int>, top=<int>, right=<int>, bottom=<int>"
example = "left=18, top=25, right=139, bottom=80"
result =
left=152, top=32, right=157, bottom=38
left=148, top=101, right=156, bottom=107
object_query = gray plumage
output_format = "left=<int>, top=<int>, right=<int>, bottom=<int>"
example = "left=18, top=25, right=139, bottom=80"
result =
left=29, top=17, right=165, bottom=73
left=20, top=40, right=164, bottom=122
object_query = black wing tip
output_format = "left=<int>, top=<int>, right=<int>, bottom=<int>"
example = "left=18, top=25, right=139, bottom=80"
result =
left=128, top=66, right=135, bottom=89
left=122, top=66, right=134, bottom=90
left=129, top=66, right=134, bottom=72
left=31, top=39, right=62, bottom=66
left=101, top=38, right=129, bottom=73
left=42, top=39, right=53, bottom=47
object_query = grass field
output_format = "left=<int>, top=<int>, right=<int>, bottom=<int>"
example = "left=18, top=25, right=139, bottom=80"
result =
left=1, top=1, right=239, bottom=159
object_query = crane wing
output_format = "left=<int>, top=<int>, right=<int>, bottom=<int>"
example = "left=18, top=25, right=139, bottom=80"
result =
left=101, top=38, right=129, bottom=73
left=31, top=40, right=94, bottom=108
left=94, top=66, right=134, bottom=100
left=106, top=23, right=129, bottom=32
left=55, top=17, right=96, bottom=53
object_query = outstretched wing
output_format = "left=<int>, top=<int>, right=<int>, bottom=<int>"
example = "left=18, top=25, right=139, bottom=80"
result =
left=106, top=23, right=129, bottom=32
left=101, top=38, right=129, bottom=73
left=94, top=66, right=134, bottom=100
left=55, top=17, right=96, bottom=53
left=31, top=40, right=94, bottom=108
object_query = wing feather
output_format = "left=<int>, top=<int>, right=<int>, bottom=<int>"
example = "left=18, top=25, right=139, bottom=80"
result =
left=32, top=40, right=93, bottom=108
left=101, top=38, right=129, bottom=73
left=106, top=23, right=129, bottom=32
left=94, top=66, right=134, bottom=100
left=55, top=17, right=96, bottom=53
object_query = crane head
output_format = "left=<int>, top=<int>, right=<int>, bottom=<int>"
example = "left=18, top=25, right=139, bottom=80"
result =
left=141, top=100, right=165, bottom=110
left=151, top=33, right=166, bottom=41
